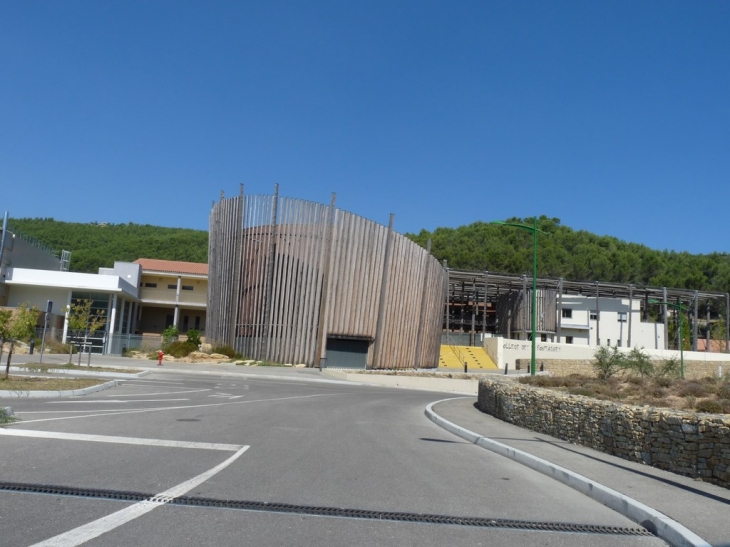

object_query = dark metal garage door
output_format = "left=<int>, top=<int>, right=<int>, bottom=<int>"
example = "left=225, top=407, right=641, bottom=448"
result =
left=325, top=337, right=369, bottom=369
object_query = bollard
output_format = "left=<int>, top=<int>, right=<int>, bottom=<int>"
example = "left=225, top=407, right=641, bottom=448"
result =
left=540, top=362, right=544, bottom=372
left=504, top=362, right=509, bottom=375
left=29, top=339, right=36, bottom=355
left=464, top=361, right=468, bottom=373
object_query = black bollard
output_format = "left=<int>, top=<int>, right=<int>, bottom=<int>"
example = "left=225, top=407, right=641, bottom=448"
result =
left=29, top=339, right=36, bottom=355
left=464, top=361, right=468, bottom=373
left=504, top=362, right=509, bottom=375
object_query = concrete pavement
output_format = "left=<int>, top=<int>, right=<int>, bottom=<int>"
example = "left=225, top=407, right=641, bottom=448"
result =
left=7, top=354, right=729, bottom=546
left=429, top=397, right=729, bottom=547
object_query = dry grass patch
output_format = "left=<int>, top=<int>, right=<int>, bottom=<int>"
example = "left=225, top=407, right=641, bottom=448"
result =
left=519, top=374, right=730, bottom=413
left=0, top=376, right=107, bottom=391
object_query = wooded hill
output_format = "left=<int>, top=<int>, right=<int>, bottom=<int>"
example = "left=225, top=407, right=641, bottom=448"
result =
left=9, top=218, right=208, bottom=274
left=9, top=216, right=730, bottom=297
left=405, top=216, right=730, bottom=296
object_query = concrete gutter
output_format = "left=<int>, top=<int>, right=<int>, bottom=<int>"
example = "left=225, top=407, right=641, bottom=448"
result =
left=425, top=398, right=710, bottom=547
left=0, top=380, right=118, bottom=399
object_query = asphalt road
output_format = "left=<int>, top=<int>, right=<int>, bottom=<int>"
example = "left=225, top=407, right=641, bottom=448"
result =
left=0, top=366, right=668, bottom=546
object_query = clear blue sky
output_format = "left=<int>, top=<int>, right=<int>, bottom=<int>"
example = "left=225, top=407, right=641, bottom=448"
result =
left=2, top=1, right=728, bottom=253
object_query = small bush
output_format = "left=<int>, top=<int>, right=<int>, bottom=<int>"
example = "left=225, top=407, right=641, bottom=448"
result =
left=44, top=339, right=77, bottom=354
left=657, top=357, right=682, bottom=379
left=163, top=341, right=198, bottom=358
left=655, top=376, right=673, bottom=388
left=185, top=329, right=202, bottom=347
left=695, top=399, right=724, bottom=414
left=717, top=380, right=730, bottom=400
left=568, top=387, right=596, bottom=397
left=212, top=345, right=236, bottom=358
left=679, top=381, right=711, bottom=398
left=623, top=347, right=654, bottom=377
left=718, top=399, right=730, bottom=414
left=162, top=326, right=179, bottom=346
left=593, top=346, right=624, bottom=380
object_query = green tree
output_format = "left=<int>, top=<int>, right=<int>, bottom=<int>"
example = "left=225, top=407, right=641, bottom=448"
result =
left=65, top=300, right=106, bottom=365
left=0, top=303, right=40, bottom=378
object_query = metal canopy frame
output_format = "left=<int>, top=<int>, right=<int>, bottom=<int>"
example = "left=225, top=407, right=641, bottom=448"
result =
left=444, top=267, right=730, bottom=352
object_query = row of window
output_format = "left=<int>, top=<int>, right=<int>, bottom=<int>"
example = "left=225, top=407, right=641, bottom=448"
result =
left=143, top=282, right=194, bottom=291
left=561, top=308, right=627, bottom=322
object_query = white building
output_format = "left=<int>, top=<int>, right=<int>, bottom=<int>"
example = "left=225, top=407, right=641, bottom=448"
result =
left=558, top=294, right=665, bottom=349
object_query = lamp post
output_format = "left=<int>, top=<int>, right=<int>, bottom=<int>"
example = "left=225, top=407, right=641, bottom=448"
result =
left=650, top=298, right=686, bottom=379
left=491, top=217, right=546, bottom=376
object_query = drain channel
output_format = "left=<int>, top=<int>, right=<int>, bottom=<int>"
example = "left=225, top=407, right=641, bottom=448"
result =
left=0, top=481, right=653, bottom=536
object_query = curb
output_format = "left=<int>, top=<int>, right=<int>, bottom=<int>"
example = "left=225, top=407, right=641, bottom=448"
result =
left=425, top=398, right=710, bottom=547
left=9, top=367, right=149, bottom=379
left=0, top=380, right=118, bottom=399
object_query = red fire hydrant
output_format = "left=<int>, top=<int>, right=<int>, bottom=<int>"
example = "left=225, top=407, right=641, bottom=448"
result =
left=157, top=350, right=164, bottom=366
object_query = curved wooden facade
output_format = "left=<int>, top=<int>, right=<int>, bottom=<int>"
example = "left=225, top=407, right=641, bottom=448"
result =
left=207, top=187, right=447, bottom=369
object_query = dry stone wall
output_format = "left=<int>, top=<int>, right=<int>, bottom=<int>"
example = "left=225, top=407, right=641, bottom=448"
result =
left=477, top=377, right=730, bottom=488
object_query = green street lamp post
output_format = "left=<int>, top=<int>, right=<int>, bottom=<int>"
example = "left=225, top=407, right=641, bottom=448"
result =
left=649, top=298, right=686, bottom=379
left=491, top=217, right=546, bottom=376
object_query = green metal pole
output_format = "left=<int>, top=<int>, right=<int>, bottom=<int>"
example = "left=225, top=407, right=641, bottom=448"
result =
left=531, top=217, right=537, bottom=376
left=679, top=299, right=685, bottom=379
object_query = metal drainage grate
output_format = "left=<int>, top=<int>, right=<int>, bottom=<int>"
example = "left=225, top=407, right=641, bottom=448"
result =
left=0, top=481, right=653, bottom=536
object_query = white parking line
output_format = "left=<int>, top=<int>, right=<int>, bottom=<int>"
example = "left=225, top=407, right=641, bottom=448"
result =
left=29, top=445, right=250, bottom=547
left=44, top=399, right=190, bottom=404
left=0, top=428, right=243, bottom=451
left=13, top=393, right=343, bottom=424
left=47, top=388, right=211, bottom=398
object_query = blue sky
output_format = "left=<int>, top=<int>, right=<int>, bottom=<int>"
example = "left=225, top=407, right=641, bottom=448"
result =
left=2, top=1, right=729, bottom=253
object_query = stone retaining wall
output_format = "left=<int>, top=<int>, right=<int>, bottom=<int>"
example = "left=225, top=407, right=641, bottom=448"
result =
left=477, top=377, right=730, bottom=488
left=515, top=358, right=728, bottom=379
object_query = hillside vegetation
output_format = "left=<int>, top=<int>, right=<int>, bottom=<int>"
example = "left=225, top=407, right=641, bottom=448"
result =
left=405, top=216, right=730, bottom=296
left=9, top=216, right=730, bottom=298
left=9, top=218, right=208, bottom=273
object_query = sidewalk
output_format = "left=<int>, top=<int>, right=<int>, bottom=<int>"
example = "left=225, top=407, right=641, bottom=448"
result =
left=431, top=397, right=730, bottom=547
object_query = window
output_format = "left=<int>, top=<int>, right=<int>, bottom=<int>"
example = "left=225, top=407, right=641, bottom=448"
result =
left=541, top=333, right=547, bottom=342
left=181, top=285, right=194, bottom=291
left=617, top=312, right=627, bottom=322
left=590, top=310, right=597, bottom=320
left=562, top=308, right=572, bottom=319
left=566, top=336, right=573, bottom=344
left=144, top=282, right=157, bottom=288
left=607, top=339, right=611, bottom=346
left=168, top=284, right=177, bottom=290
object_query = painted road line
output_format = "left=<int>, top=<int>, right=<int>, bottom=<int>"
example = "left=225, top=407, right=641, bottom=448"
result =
left=45, top=399, right=191, bottom=404
left=0, top=428, right=243, bottom=451
left=68, top=388, right=212, bottom=397
left=12, top=393, right=344, bottom=424
left=29, top=445, right=250, bottom=547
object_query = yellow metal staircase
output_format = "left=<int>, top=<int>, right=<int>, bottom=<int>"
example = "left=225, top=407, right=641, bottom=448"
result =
left=438, top=345, right=497, bottom=371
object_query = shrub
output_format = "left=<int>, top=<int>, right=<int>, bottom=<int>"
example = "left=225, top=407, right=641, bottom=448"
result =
left=185, top=329, right=201, bottom=347
left=718, top=379, right=730, bottom=400
left=657, top=357, right=682, bottom=379
left=163, top=340, right=198, bottom=358
left=593, top=346, right=624, bottom=380
left=212, top=344, right=236, bottom=358
left=44, top=339, right=77, bottom=355
left=623, top=347, right=654, bottom=377
left=695, top=399, right=724, bottom=414
left=162, top=326, right=179, bottom=346
left=679, top=381, right=711, bottom=398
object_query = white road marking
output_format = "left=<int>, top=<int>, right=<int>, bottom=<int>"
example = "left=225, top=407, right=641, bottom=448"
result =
left=46, top=388, right=211, bottom=398
left=29, top=445, right=250, bottom=547
left=209, top=394, right=244, bottom=399
left=0, top=428, right=242, bottom=451
left=44, top=399, right=190, bottom=404
left=12, top=393, right=342, bottom=424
